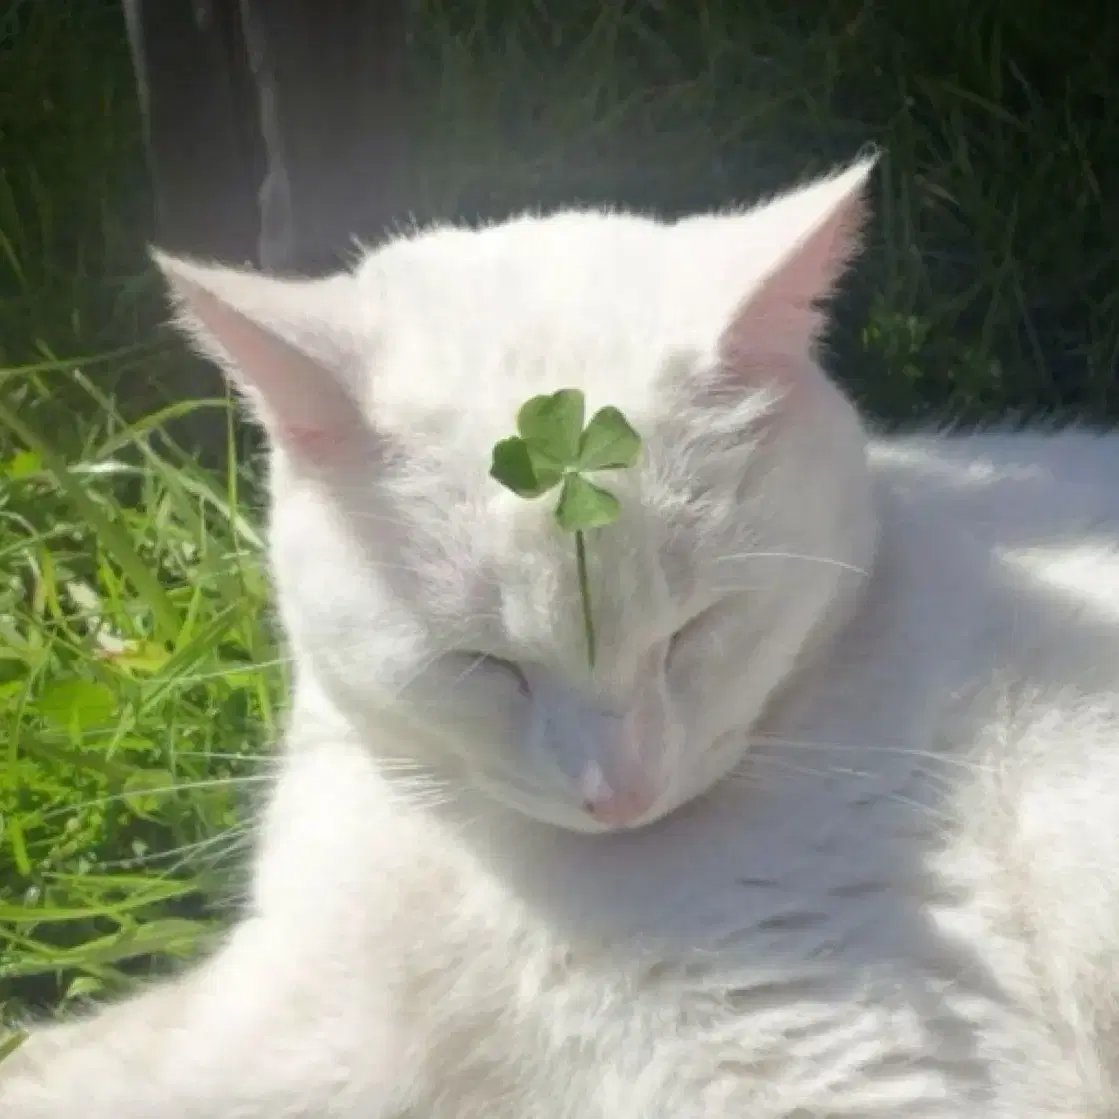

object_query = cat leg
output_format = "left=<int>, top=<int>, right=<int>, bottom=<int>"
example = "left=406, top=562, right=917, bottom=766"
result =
left=0, top=916, right=417, bottom=1119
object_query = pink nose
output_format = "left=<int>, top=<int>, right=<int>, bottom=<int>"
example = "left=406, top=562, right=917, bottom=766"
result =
left=579, top=763, right=655, bottom=828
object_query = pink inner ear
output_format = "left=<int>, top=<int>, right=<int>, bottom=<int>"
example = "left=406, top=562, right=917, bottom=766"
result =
left=719, top=178, right=868, bottom=384
left=172, top=278, right=366, bottom=458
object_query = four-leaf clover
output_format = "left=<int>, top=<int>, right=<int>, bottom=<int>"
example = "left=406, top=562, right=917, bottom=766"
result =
left=490, top=388, right=642, bottom=666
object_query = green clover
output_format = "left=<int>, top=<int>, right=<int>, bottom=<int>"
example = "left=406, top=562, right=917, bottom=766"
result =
left=489, top=388, right=642, bottom=666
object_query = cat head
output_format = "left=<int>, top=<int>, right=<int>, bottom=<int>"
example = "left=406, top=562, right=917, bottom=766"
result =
left=156, top=158, right=879, bottom=834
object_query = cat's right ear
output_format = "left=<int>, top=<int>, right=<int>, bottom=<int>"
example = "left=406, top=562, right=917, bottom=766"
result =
left=152, top=251, right=369, bottom=459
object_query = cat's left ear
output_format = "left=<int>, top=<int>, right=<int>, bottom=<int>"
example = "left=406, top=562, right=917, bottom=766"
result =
left=676, top=154, right=876, bottom=385
left=153, top=251, right=370, bottom=459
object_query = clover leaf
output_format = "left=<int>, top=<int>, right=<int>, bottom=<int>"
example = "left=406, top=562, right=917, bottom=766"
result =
left=489, top=388, right=643, bottom=666
left=488, top=436, right=560, bottom=497
left=576, top=405, right=642, bottom=472
left=517, top=388, right=585, bottom=466
left=555, top=473, right=620, bottom=531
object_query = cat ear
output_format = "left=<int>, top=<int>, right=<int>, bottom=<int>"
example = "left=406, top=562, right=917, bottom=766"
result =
left=677, top=155, right=876, bottom=392
left=152, top=251, right=369, bottom=458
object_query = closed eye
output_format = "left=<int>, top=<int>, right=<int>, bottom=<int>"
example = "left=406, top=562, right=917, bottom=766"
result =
left=454, top=651, right=532, bottom=697
left=666, top=604, right=720, bottom=669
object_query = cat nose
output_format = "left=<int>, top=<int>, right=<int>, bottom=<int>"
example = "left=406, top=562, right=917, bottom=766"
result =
left=578, top=760, right=655, bottom=828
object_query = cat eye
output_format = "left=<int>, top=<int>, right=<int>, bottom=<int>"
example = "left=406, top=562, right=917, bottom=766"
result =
left=666, top=605, right=717, bottom=668
left=457, top=652, right=531, bottom=697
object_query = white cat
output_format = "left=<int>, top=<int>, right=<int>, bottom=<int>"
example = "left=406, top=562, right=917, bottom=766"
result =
left=7, top=156, right=1119, bottom=1118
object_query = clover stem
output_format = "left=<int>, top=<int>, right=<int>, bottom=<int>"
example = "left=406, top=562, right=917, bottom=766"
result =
left=574, top=529, right=596, bottom=667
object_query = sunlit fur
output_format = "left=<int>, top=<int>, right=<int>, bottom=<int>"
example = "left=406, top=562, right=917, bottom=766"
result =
left=8, top=158, right=1119, bottom=1116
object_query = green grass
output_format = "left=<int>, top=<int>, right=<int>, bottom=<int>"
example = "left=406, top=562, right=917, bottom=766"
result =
left=0, top=367, right=281, bottom=1019
left=2, top=0, right=1118, bottom=1034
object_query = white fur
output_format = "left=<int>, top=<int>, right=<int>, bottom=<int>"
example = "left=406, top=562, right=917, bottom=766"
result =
left=6, top=159, right=1119, bottom=1116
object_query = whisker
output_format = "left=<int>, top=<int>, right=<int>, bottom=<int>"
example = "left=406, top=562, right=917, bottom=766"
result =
left=31, top=724, right=280, bottom=762
left=41, top=773, right=275, bottom=823
left=166, top=617, right=505, bottom=692
left=384, top=769, right=461, bottom=812
left=94, top=825, right=255, bottom=873
left=157, top=750, right=275, bottom=765
left=151, top=661, right=289, bottom=687
left=751, top=734, right=995, bottom=774
left=716, top=551, right=870, bottom=578
left=744, top=740, right=960, bottom=797
left=734, top=754, right=957, bottom=826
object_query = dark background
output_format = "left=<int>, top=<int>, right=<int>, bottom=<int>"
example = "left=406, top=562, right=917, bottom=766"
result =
left=2, top=0, right=1118, bottom=433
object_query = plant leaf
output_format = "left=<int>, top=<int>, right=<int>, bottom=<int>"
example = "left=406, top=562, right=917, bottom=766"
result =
left=4, top=451, right=42, bottom=480
left=577, top=406, right=642, bottom=471
left=489, top=436, right=561, bottom=498
left=517, top=389, right=585, bottom=466
left=122, top=769, right=178, bottom=821
left=37, top=679, right=119, bottom=731
left=555, top=473, right=621, bottom=531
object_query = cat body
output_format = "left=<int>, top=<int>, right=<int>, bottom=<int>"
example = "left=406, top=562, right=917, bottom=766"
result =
left=5, top=160, right=1119, bottom=1117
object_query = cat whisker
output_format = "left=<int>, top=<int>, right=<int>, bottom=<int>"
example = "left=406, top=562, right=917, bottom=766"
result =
left=716, top=551, right=870, bottom=578
left=94, top=823, right=256, bottom=874
left=292, top=621, right=505, bottom=677
left=158, top=660, right=290, bottom=687
left=732, top=753, right=958, bottom=826
left=383, top=767, right=462, bottom=811
left=750, top=733, right=996, bottom=774
left=156, top=750, right=276, bottom=765
left=28, top=724, right=279, bottom=764
left=40, top=773, right=275, bottom=824
left=745, top=740, right=963, bottom=796
left=470, top=772, right=552, bottom=818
